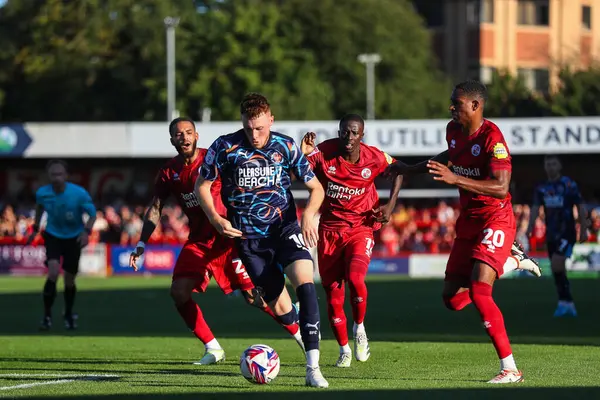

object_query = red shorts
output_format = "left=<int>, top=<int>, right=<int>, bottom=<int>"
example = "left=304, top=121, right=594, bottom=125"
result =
left=172, top=236, right=254, bottom=295
left=445, top=213, right=516, bottom=285
left=318, top=227, right=374, bottom=287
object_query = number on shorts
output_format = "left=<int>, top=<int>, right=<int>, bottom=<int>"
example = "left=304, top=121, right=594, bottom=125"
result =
left=365, top=237, right=374, bottom=257
left=481, top=228, right=505, bottom=248
left=558, top=239, right=568, bottom=252
left=288, top=233, right=309, bottom=251
left=232, top=258, right=249, bottom=280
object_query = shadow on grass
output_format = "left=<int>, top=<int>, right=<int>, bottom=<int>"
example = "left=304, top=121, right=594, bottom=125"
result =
left=1, top=279, right=599, bottom=346
left=17, top=387, right=600, bottom=400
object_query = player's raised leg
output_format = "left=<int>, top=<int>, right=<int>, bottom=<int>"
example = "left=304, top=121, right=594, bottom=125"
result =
left=471, top=263, right=523, bottom=384
left=225, top=254, right=304, bottom=347
left=240, top=286, right=304, bottom=350
left=170, top=277, right=224, bottom=365
left=285, top=258, right=329, bottom=388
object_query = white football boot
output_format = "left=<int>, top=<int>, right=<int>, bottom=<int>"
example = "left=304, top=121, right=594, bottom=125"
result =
left=305, top=366, right=329, bottom=388
left=193, top=348, right=225, bottom=365
left=354, top=331, right=370, bottom=362
left=487, top=369, right=524, bottom=384
left=335, top=352, right=352, bottom=368
left=511, top=241, right=542, bottom=277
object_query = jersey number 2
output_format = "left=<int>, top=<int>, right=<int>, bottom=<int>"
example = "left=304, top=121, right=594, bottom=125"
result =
left=232, top=259, right=249, bottom=280
left=365, top=238, right=375, bottom=257
left=481, top=228, right=505, bottom=248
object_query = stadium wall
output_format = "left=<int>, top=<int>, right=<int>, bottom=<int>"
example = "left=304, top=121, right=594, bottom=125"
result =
left=1, top=242, right=598, bottom=279
left=2, top=117, right=600, bottom=158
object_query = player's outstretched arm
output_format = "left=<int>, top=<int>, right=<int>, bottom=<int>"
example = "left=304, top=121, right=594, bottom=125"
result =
left=301, top=176, right=324, bottom=248
left=374, top=174, right=403, bottom=224
left=429, top=161, right=510, bottom=199
left=195, top=176, right=242, bottom=238
left=386, top=151, right=449, bottom=177
left=129, top=195, right=164, bottom=271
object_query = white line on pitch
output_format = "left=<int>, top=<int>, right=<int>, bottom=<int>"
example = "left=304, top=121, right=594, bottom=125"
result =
left=0, top=379, right=75, bottom=391
left=0, top=374, right=120, bottom=391
left=0, top=374, right=120, bottom=378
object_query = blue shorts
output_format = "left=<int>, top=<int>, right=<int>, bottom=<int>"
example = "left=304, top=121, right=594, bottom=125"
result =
left=235, top=223, right=312, bottom=302
left=547, top=239, right=575, bottom=258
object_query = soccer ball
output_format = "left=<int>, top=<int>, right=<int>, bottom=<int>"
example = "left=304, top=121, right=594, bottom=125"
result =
left=239, top=344, right=280, bottom=384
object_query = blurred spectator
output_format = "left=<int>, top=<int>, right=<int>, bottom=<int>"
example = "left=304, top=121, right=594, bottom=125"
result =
left=0, top=195, right=596, bottom=255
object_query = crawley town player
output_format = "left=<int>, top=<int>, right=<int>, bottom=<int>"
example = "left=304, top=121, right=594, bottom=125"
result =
left=129, top=117, right=303, bottom=365
left=301, top=114, right=402, bottom=368
left=386, top=80, right=541, bottom=383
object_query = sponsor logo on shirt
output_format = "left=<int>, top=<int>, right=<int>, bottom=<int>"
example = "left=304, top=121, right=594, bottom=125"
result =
left=451, top=165, right=481, bottom=177
left=492, top=143, right=508, bottom=159
left=181, top=192, right=200, bottom=208
left=237, top=165, right=283, bottom=188
left=326, top=181, right=366, bottom=200
left=327, top=166, right=336, bottom=175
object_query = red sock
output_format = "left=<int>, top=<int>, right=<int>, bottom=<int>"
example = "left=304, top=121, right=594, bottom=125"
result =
left=325, top=282, right=348, bottom=346
left=443, top=290, right=472, bottom=311
left=261, top=304, right=300, bottom=336
left=176, top=299, right=215, bottom=344
left=347, top=256, right=369, bottom=324
left=470, top=281, right=512, bottom=359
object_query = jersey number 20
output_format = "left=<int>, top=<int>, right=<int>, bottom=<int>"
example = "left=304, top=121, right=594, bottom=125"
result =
left=481, top=228, right=505, bottom=248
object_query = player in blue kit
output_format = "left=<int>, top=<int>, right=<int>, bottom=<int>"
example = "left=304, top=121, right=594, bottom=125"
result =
left=27, top=160, right=97, bottom=330
left=195, top=93, right=328, bottom=388
left=526, top=155, right=589, bottom=317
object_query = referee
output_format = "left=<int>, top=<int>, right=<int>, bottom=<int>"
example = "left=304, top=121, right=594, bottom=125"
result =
left=27, top=160, right=97, bottom=330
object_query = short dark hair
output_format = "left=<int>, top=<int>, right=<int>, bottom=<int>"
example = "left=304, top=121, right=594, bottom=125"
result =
left=455, top=80, right=488, bottom=102
left=240, top=93, right=271, bottom=119
left=168, top=117, right=196, bottom=136
left=46, top=159, right=68, bottom=172
left=339, top=113, right=365, bottom=128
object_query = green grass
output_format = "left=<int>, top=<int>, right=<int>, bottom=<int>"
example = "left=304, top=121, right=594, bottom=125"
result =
left=1, top=276, right=599, bottom=399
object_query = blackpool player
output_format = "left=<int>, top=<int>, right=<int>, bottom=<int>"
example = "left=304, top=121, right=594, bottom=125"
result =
left=129, top=117, right=303, bottom=365
left=300, top=114, right=402, bottom=368
left=27, top=160, right=97, bottom=331
left=196, top=93, right=329, bottom=388
left=526, top=155, right=588, bottom=317
left=386, top=80, right=541, bottom=383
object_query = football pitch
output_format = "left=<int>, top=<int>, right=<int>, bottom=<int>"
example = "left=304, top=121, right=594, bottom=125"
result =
left=1, top=276, right=599, bottom=399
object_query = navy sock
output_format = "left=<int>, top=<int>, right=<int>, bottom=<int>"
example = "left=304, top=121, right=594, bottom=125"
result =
left=64, top=285, right=76, bottom=317
left=43, top=279, right=57, bottom=317
left=296, top=283, right=320, bottom=351
left=553, top=271, right=573, bottom=302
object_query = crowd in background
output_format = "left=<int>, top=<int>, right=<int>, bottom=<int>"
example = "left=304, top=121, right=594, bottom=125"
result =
left=2, top=198, right=599, bottom=256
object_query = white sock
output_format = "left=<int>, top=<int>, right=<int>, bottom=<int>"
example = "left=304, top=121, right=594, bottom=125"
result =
left=340, top=344, right=351, bottom=354
left=503, top=256, right=519, bottom=273
left=353, top=322, right=365, bottom=336
left=306, top=349, right=320, bottom=368
left=205, top=338, right=221, bottom=350
left=500, top=354, right=517, bottom=371
left=293, top=330, right=302, bottom=340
